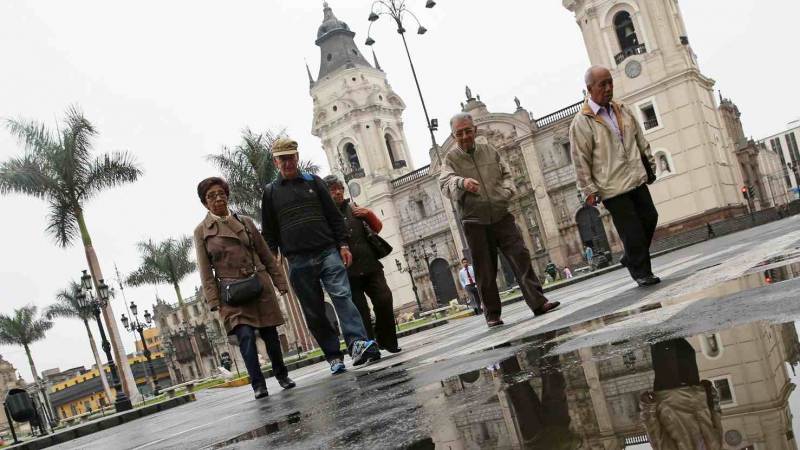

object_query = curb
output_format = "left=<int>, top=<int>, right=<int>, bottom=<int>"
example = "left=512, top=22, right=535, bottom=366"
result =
left=7, top=394, right=196, bottom=450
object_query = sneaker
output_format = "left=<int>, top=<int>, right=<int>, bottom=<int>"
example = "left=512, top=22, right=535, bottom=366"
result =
left=329, top=358, right=346, bottom=375
left=351, top=339, right=381, bottom=366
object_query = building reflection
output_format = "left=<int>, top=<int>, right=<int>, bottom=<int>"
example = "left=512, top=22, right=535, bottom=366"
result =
left=427, top=319, right=800, bottom=449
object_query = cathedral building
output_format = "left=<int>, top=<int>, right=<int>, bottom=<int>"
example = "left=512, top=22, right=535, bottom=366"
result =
left=307, top=1, right=751, bottom=312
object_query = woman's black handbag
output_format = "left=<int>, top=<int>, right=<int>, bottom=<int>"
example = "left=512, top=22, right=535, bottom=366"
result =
left=362, top=220, right=393, bottom=259
left=216, top=215, right=263, bottom=307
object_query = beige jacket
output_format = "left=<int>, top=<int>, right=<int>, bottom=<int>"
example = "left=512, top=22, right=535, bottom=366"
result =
left=194, top=213, right=288, bottom=333
left=439, top=143, right=516, bottom=225
left=569, top=100, right=655, bottom=199
left=640, top=385, right=723, bottom=450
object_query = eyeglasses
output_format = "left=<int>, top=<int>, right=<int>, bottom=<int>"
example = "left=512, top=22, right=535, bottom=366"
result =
left=205, top=191, right=227, bottom=200
left=454, top=128, right=475, bottom=138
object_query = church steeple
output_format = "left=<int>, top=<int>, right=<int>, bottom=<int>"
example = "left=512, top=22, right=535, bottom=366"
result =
left=315, top=2, right=372, bottom=79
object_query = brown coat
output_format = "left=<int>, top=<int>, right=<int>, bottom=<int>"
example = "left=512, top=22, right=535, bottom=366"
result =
left=194, top=213, right=288, bottom=334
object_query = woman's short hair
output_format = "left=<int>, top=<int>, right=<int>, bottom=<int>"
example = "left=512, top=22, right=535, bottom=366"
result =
left=197, top=177, right=230, bottom=205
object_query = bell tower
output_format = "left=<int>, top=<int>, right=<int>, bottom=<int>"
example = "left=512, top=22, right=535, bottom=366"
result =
left=309, top=2, right=415, bottom=308
left=563, top=0, right=746, bottom=225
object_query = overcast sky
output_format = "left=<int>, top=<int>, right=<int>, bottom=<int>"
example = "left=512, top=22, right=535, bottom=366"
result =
left=1, top=0, right=797, bottom=382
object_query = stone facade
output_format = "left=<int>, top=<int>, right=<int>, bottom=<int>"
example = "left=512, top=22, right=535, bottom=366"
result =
left=0, top=355, right=23, bottom=432
left=306, top=1, right=753, bottom=311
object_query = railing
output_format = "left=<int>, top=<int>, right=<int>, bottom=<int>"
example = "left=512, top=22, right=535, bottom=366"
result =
left=643, top=118, right=659, bottom=130
left=392, top=160, right=407, bottom=169
left=343, top=168, right=365, bottom=182
left=534, top=100, right=583, bottom=129
left=614, top=43, right=647, bottom=64
left=392, top=165, right=430, bottom=188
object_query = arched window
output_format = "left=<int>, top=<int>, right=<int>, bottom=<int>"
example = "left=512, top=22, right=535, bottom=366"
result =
left=385, top=134, right=397, bottom=164
left=345, top=142, right=360, bottom=169
left=614, top=11, right=640, bottom=54
left=653, top=149, right=675, bottom=178
left=699, top=333, right=724, bottom=359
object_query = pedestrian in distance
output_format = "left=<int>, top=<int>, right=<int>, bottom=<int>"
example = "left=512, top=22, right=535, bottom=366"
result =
left=261, top=138, right=380, bottom=375
left=324, top=175, right=401, bottom=354
left=194, top=177, right=296, bottom=400
left=570, top=65, right=660, bottom=287
left=458, top=258, right=483, bottom=316
left=440, top=112, right=560, bottom=328
left=584, top=245, right=594, bottom=269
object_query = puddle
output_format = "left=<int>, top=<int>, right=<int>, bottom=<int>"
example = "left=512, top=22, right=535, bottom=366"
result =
left=209, top=257, right=800, bottom=449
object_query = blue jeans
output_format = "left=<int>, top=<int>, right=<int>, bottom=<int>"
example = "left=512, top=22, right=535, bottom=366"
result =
left=287, top=247, right=369, bottom=361
left=233, top=324, right=287, bottom=391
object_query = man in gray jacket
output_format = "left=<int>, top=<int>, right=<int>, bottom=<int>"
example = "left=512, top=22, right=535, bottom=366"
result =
left=440, top=113, right=560, bottom=328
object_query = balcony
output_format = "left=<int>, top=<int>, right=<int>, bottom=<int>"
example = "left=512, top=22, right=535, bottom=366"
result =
left=614, top=43, right=647, bottom=64
left=343, top=168, right=365, bottom=182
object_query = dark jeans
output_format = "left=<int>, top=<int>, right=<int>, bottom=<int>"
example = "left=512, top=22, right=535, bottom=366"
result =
left=602, top=184, right=659, bottom=280
left=287, top=247, right=369, bottom=361
left=463, top=214, right=548, bottom=321
left=465, top=283, right=483, bottom=314
left=350, top=269, right=398, bottom=351
left=233, top=324, right=288, bottom=391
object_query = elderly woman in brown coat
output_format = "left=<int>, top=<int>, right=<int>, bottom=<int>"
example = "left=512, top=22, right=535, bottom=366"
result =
left=194, top=177, right=295, bottom=399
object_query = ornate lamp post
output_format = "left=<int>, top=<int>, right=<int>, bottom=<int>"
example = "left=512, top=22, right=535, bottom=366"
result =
left=120, top=301, right=160, bottom=396
left=77, top=270, right=133, bottom=412
left=395, top=258, right=422, bottom=312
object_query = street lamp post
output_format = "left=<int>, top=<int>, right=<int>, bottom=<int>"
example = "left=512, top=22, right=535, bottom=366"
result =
left=395, top=258, right=422, bottom=312
left=120, top=301, right=160, bottom=396
left=77, top=270, right=133, bottom=412
left=365, top=0, right=470, bottom=258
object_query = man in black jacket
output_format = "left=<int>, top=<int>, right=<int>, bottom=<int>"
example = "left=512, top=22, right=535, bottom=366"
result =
left=324, top=175, right=401, bottom=353
left=261, top=139, right=380, bottom=374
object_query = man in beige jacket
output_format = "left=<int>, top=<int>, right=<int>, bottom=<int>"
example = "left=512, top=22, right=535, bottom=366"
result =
left=570, top=65, right=660, bottom=286
left=440, top=113, right=560, bottom=327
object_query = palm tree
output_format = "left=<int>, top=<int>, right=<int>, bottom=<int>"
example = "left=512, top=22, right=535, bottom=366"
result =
left=127, top=236, right=196, bottom=306
left=45, top=281, right=114, bottom=400
left=0, top=305, right=52, bottom=385
left=0, top=105, right=143, bottom=402
left=207, top=128, right=319, bottom=224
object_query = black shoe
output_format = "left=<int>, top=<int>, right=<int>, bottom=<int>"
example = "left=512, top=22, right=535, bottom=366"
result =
left=383, top=346, right=402, bottom=354
left=533, top=301, right=561, bottom=317
left=254, top=386, right=269, bottom=399
left=487, top=318, right=505, bottom=328
left=277, top=376, right=296, bottom=390
left=619, top=256, right=628, bottom=267
left=636, top=275, right=661, bottom=287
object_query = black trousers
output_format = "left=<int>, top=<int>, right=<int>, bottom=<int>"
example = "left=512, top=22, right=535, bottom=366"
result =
left=464, top=214, right=548, bottom=321
left=349, top=269, right=399, bottom=351
left=465, top=284, right=483, bottom=314
left=602, top=184, right=659, bottom=280
left=233, top=324, right=288, bottom=391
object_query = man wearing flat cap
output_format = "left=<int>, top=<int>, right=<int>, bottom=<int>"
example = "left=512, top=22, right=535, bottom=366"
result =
left=261, top=138, right=380, bottom=374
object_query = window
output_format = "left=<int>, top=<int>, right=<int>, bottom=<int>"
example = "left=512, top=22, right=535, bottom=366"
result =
left=710, top=376, right=736, bottom=406
left=385, top=134, right=397, bottom=165
left=192, top=305, right=200, bottom=317
left=640, top=103, right=659, bottom=130
left=345, top=143, right=361, bottom=169
left=562, top=142, right=572, bottom=164
left=415, top=200, right=427, bottom=218
left=614, top=11, right=641, bottom=55
left=171, top=314, right=179, bottom=326
left=699, top=333, right=722, bottom=358
left=786, top=132, right=800, bottom=163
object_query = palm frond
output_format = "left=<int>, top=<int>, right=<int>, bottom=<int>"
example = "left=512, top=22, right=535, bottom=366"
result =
left=44, top=198, right=79, bottom=248
left=0, top=304, right=52, bottom=347
left=127, top=235, right=196, bottom=292
left=0, top=154, right=59, bottom=198
left=46, top=281, right=90, bottom=321
left=4, top=118, right=58, bottom=155
left=84, top=152, right=143, bottom=200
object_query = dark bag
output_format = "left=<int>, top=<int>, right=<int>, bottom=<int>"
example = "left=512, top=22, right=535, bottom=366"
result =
left=641, top=152, right=657, bottom=185
left=362, top=219, right=393, bottom=259
left=215, top=215, right=264, bottom=307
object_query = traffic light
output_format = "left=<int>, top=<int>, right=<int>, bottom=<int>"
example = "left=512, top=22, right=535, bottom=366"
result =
left=741, top=186, right=749, bottom=200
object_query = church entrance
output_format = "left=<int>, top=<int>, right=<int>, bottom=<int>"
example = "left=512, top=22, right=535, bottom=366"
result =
left=429, top=258, right=458, bottom=305
left=575, top=205, right=611, bottom=254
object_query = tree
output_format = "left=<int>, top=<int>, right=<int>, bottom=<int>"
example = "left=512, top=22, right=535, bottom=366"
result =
left=127, top=236, right=196, bottom=306
left=0, top=105, right=143, bottom=402
left=207, top=128, right=319, bottom=223
left=0, top=305, right=53, bottom=385
left=45, top=281, right=114, bottom=400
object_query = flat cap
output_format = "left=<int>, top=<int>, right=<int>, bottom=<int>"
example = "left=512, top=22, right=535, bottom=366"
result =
left=272, top=138, right=299, bottom=157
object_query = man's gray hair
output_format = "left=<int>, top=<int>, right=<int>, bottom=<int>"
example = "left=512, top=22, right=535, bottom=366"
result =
left=450, top=112, right=474, bottom=130
left=322, top=174, right=343, bottom=188
left=584, top=65, right=609, bottom=87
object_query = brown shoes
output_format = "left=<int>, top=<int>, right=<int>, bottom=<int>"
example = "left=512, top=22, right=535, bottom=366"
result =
left=533, top=301, right=561, bottom=316
left=487, top=318, right=505, bottom=328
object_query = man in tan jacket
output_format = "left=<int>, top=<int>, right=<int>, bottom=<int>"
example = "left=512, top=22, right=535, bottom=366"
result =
left=570, top=65, right=660, bottom=286
left=440, top=113, right=560, bottom=327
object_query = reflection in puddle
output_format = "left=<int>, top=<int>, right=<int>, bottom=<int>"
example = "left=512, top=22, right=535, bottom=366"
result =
left=210, top=259, right=800, bottom=449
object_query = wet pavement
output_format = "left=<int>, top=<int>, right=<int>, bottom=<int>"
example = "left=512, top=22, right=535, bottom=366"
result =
left=54, top=217, right=800, bottom=449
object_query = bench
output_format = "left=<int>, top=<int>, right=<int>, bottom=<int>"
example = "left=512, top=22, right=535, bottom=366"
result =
left=163, top=379, right=199, bottom=398
left=418, top=306, right=450, bottom=319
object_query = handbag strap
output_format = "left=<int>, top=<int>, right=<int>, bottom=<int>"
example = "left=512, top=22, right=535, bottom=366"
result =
left=233, top=214, right=259, bottom=272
